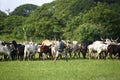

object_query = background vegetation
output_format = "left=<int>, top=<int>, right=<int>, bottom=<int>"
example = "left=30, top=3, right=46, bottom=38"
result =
left=0, top=0, right=120, bottom=42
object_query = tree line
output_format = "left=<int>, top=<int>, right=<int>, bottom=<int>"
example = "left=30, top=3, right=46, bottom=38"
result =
left=0, top=0, right=120, bottom=42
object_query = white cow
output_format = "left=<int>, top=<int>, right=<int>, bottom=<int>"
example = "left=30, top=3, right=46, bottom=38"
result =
left=88, top=38, right=114, bottom=59
left=0, top=43, right=15, bottom=60
left=88, top=42, right=108, bottom=59
left=24, top=41, right=38, bottom=60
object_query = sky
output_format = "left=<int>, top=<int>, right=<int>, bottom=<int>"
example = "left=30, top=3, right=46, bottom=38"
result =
left=0, top=0, right=54, bottom=13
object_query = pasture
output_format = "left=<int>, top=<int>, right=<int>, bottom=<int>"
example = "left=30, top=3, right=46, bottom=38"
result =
left=0, top=59, right=120, bottom=80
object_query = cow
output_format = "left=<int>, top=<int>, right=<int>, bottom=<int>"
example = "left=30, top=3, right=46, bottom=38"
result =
left=0, top=41, right=15, bottom=61
left=24, top=41, right=38, bottom=60
left=66, top=40, right=73, bottom=58
left=88, top=43, right=108, bottom=59
left=79, top=40, right=91, bottom=59
left=65, top=40, right=81, bottom=58
left=71, top=41, right=80, bottom=58
left=15, top=44, right=25, bottom=60
left=38, top=45, right=53, bottom=60
left=42, top=39, right=52, bottom=46
left=88, top=38, right=114, bottom=59
left=9, top=41, right=25, bottom=60
left=54, top=39, right=68, bottom=62
left=66, top=40, right=89, bottom=59
left=107, top=44, right=120, bottom=59
left=51, top=41, right=57, bottom=58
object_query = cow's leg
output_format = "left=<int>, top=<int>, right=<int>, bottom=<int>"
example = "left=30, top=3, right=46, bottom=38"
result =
left=109, top=53, right=113, bottom=59
left=49, top=52, right=53, bottom=60
left=82, top=51, right=86, bottom=59
left=118, top=53, right=120, bottom=59
left=46, top=53, right=50, bottom=59
left=74, top=52, right=77, bottom=58
left=78, top=51, right=81, bottom=58
left=32, top=52, right=35, bottom=60
left=115, top=53, right=119, bottom=59
left=89, top=53, right=91, bottom=60
left=103, top=51, right=107, bottom=60
left=103, top=52, right=106, bottom=59
left=96, top=53, right=100, bottom=59
left=96, top=50, right=101, bottom=59
left=54, top=51, right=59, bottom=62
left=33, top=53, right=36, bottom=60
left=17, top=53, right=19, bottom=60
left=67, top=49, right=72, bottom=59
left=99, top=53, right=101, bottom=59
left=51, top=51, right=54, bottom=59
left=29, top=53, right=32, bottom=60
left=71, top=50, right=74, bottom=58
left=69, top=52, right=72, bottom=59
left=27, top=51, right=30, bottom=61
left=2, top=54, right=5, bottom=61
left=3, top=55, right=6, bottom=60
left=63, top=50, right=68, bottom=62
left=96, top=53, right=99, bottom=59
left=8, top=54, right=12, bottom=61
left=24, top=51, right=26, bottom=60
left=59, top=54, right=62, bottom=59
left=89, top=51, right=92, bottom=60
left=39, top=52, right=44, bottom=60
left=30, top=52, right=35, bottom=60
left=72, top=51, right=76, bottom=59
left=38, top=52, right=42, bottom=60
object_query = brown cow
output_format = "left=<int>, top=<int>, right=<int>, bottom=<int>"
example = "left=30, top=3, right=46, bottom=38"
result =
left=39, top=45, right=53, bottom=60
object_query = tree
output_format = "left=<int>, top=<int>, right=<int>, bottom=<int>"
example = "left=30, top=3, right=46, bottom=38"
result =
left=11, top=4, right=38, bottom=17
left=73, top=23, right=101, bottom=41
left=0, top=10, right=7, bottom=33
left=82, top=2, right=120, bottom=38
left=1, top=0, right=120, bottom=41
left=4, top=15, right=25, bottom=33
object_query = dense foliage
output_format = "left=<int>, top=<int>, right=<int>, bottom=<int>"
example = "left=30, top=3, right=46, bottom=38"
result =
left=11, top=4, right=38, bottom=17
left=0, top=0, right=120, bottom=41
left=0, top=10, right=7, bottom=33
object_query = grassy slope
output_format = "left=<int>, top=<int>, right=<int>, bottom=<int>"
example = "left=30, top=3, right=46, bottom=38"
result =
left=0, top=60, right=120, bottom=80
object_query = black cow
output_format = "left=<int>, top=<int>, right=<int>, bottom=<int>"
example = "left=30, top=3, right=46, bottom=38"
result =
left=107, top=44, right=120, bottom=59
left=11, top=41, right=25, bottom=60
left=79, top=40, right=92, bottom=59
left=16, top=44, right=25, bottom=60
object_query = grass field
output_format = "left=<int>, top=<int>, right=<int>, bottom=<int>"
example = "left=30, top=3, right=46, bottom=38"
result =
left=0, top=59, right=120, bottom=80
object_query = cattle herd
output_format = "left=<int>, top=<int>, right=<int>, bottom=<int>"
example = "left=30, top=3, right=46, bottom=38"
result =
left=0, top=38, right=120, bottom=61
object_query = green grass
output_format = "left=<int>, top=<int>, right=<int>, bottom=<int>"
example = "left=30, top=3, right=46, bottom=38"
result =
left=0, top=60, right=120, bottom=80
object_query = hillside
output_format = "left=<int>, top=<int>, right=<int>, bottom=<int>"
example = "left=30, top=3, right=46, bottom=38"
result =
left=0, top=0, right=120, bottom=41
